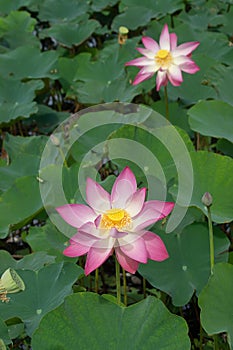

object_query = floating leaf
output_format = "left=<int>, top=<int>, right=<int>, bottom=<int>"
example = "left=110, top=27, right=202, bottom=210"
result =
left=59, top=40, right=142, bottom=103
left=216, top=139, right=233, bottom=158
left=0, top=79, right=43, bottom=124
left=0, top=317, right=11, bottom=345
left=0, top=11, right=38, bottom=50
left=188, top=100, right=233, bottom=142
left=0, top=134, right=47, bottom=191
left=171, top=151, right=233, bottom=223
left=44, top=19, right=100, bottom=48
left=138, top=223, right=229, bottom=306
left=32, top=293, right=190, bottom=349
left=0, top=176, right=42, bottom=238
left=0, top=46, right=59, bottom=80
left=0, top=250, right=55, bottom=273
left=26, top=220, right=77, bottom=262
left=0, top=262, right=82, bottom=336
left=112, top=0, right=184, bottom=31
left=38, top=0, right=89, bottom=23
left=199, top=263, right=233, bottom=350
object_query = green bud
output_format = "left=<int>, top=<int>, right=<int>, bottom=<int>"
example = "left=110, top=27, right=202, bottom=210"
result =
left=0, top=268, right=25, bottom=294
left=201, top=192, right=213, bottom=207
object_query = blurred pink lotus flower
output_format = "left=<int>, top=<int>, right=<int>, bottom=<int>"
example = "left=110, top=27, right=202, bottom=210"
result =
left=125, top=24, right=200, bottom=91
left=56, top=167, right=174, bottom=275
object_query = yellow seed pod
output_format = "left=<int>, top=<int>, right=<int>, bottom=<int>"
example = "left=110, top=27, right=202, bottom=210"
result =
left=119, top=26, right=129, bottom=35
left=118, top=26, right=129, bottom=45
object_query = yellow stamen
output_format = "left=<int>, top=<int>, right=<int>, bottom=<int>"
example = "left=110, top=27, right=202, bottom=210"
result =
left=155, top=49, right=172, bottom=68
left=100, top=208, right=132, bottom=230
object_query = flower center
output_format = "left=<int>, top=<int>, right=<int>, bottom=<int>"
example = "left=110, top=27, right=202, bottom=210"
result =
left=100, top=208, right=132, bottom=230
left=155, top=49, right=172, bottom=68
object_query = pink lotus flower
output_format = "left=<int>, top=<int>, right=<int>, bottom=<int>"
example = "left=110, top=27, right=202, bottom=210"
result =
left=125, top=24, right=200, bottom=91
left=56, top=167, right=174, bottom=275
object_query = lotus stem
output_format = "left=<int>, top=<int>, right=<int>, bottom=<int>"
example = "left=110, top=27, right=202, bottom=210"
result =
left=164, top=85, right=169, bottom=120
left=95, top=268, right=99, bottom=294
left=122, top=268, right=127, bottom=306
left=115, top=257, right=121, bottom=305
left=207, top=205, right=214, bottom=275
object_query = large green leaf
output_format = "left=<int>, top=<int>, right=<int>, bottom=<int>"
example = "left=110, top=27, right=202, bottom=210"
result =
left=0, top=11, right=38, bottom=50
left=0, top=0, right=31, bottom=14
left=0, top=176, right=42, bottom=237
left=138, top=223, right=229, bottom=306
left=206, top=65, right=233, bottom=106
left=26, top=220, right=77, bottom=262
left=0, top=134, right=47, bottom=191
left=199, top=263, right=233, bottom=350
left=59, top=40, right=141, bottom=103
left=44, top=19, right=100, bottom=48
left=0, top=46, right=59, bottom=80
left=38, top=0, right=89, bottom=23
left=0, top=79, right=43, bottom=124
left=112, top=0, right=184, bottom=31
left=0, top=250, right=55, bottom=273
left=166, top=54, right=219, bottom=104
left=171, top=151, right=233, bottom=223
left=0, top=317, right=11, bottom=345
left=188, top=100, right=233, bottom=142
left=32, top=293, right=190, bottom=350
left=0, top=262, right=82, bottom=336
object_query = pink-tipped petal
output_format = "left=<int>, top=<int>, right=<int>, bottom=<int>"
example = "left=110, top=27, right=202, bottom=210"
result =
left=170, top=33, right=177, bottom=51
left=125, top=56, right=154, bottom=67
left=133, top=201, right=174, bottom=231
left=156, top=70, right=168, bottom=91
left=142, top=36, right=160, bottom=52
left=173, top=41, right=200, bottom=57
left=143, top=231, right=169, bottom=261
left=85, top=245, right=113, bottom=275
left=119, top=236, right=148, bottom=263
left=139, top=64, right=159, bottom=74
left=56, top=204, right=96, bottom=228
left=86, top=178, right=111, bottom=213
left=176, top=57, right=200, bottom=74
left=125, top=188, right=146, bottom=217
left=159, top=24, right=170, bottom=51
left=136, top=47, right=156, bottom=59
left=63, top=241, right=89, bottom=257
left=133, top=72, right=154, bottom=85
left=167, top=65, right=183, bottom=86
left=77, top=222, right=101, bottom=239
left=115, top=247, right=139, bottom=274
left=111, top=167, right=137, bottom=208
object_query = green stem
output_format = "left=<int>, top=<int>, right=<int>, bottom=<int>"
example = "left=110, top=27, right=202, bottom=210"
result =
left=95, top=268, right=99, bottom=294
left=115, top=257, right=121, bottom=305
left=142, top=278, right=147, bottom=299
left=213, top=334, right=219, bottom=350
left=58, top=147, right=68, bottom=168
left=122, top=268, right=127, bottom=306
left=207, top=205, right=214, bottom=275
left=164, top=85, right=169, bottom=120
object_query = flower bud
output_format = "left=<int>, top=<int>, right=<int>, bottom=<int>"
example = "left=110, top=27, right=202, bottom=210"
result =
left=201, top=192, right=213, bottom=207
left=0, top=268, right=25, bottom=294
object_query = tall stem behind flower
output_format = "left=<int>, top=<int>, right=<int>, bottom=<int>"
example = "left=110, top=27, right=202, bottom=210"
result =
left=115, top=257, right=121, bottom=305
left=164, top=85, right=169, bottom=120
